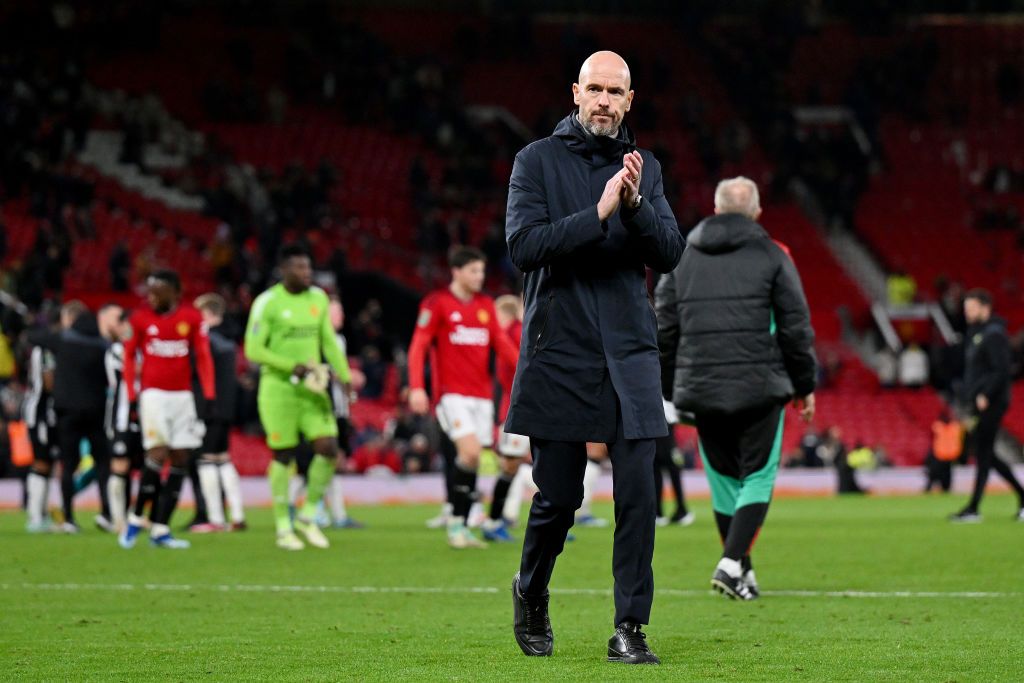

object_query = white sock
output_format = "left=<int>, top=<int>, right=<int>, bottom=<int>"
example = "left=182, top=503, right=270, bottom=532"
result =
left=289, top=477, right=305, bottom=508
left=579, top=459, right=602, bottom=517
left=27, top=472, right=47, bottom=526
left=503, top=464, right=535, bottom=524
left=716, top=557, right=743, bottom=579
left=108, top=475, right=127, bottom=530
left=150, top=522, right=170, bottom=538
left=198, top=463, right=224, bottom=526
left=218, top=462, right=245, bottom=523
left=328, top=475, right=347, bottom=523
left=467, top=501, right=485, bottom=527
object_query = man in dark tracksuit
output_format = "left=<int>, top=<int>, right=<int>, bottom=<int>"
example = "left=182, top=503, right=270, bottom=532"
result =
left=506, top=51, right=683, bottom=665
left=28, top=303, right=121, bottom=532
left=656, top=177, right=817, bottom=601
left=950, top=289, right=1024, bottom=522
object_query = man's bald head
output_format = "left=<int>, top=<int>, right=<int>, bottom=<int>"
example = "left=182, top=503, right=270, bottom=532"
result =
left=578, top=51, right=631, bottom=89
left=573, top=51, right=635, bottom=138
left=714, top=177, right=762, bottom=220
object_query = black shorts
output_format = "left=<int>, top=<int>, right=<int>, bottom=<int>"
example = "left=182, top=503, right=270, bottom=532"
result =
left=336, top=417, right=351, bottom=456
left=694, top=402, right=784, bottom=481
left=28, top=421, right=59, bottom=462
left=111, top=430, right=144, bottom=469
left=295, top=442, right=315, bottom=476
left=201, top=419, right=231, bottom=455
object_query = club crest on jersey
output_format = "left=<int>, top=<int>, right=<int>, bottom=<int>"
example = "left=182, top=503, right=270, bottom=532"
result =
left=176, top=321, right=190, bottom=337
left=477, top=309, right=490, bottom=324
left=417, top=310, right=431, bottom=328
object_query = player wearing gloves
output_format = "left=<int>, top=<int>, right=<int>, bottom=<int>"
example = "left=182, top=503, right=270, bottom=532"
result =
left=245, top=244, right=354, bottom=551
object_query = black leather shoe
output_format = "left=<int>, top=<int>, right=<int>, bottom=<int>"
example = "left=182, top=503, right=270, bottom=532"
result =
left=607, top=622, right=660, bottom=664
left=512, top=573, right=553, bottom=656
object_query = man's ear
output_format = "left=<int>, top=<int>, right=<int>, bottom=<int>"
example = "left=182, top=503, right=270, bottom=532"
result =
left=572, top=83, right=581, bottom=106
left=625, top=90, right=634, bottom=112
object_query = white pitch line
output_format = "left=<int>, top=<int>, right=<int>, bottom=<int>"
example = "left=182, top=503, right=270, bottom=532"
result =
left=0, top=582, right=1018, bottom=599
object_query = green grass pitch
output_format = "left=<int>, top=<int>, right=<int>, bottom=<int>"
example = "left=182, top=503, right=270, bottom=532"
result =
left=1, top=493, right=1022, bottom=681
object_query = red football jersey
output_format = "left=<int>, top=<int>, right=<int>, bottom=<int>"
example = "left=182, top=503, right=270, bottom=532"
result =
left=408, top=289, right=519, bottom=401
left=497, top=319, right=522, bottom=422
left=123, top=304, right=215, bottom=402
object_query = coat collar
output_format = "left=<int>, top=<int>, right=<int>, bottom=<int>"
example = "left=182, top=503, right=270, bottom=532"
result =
left=553, top=112, right=636, bottom=165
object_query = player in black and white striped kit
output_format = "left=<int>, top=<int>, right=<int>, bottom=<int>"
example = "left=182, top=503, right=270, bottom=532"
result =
left=24, top=343, right=61, bottom=532
left=325, top=294, right=361, bottom=528
left=287, top=294, right=362, bottom=529
left=105, top=312, right=145, bottom=534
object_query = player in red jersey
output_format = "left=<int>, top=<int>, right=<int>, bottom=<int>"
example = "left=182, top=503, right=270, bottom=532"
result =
left=480, top=295, right=530, bottom=542
left=118, top=270, right=216, bottom=549
left=407, top=246, right=519, bottom=549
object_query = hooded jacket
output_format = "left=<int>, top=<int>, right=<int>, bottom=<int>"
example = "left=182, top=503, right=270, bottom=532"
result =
left=504, top=113, right=683, bottom=441
left=963, top=316, right=1011, bottom=409
left=655, top=213, right=817, bottom=414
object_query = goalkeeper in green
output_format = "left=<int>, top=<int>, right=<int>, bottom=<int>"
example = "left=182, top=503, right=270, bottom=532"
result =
left=245, top=244, right=354, bottom=551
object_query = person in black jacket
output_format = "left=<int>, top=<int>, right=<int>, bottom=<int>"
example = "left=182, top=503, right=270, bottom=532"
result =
left=950, top=289, right=1024, bottom=522
left=506, top=51, right=683, bottom=666
left=655, top=177, right=817, bottom=601
left=191, top=293, right=246, bottom=531
left=28, top=301, right=122, bottom=532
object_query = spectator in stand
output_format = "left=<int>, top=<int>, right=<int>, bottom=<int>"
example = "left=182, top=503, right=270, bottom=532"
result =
left=886, top=271, right=916, bottom=306
left=836, top=438, right=870, bottom=495
left=402, top=433, right=434, bottom=473
left=797, top=429, right=824, bottom=468
left=876, top=348, right=898, bottom=388
left=936, top=279, right=967, bottom=335
left=898, top=344, right=929, bottom=387
left=359, top=346, right=386, bottom=400
left=109, top=241, right=131, bottom=292
left=349, top=434, right=402, bottom=475
left=818, top=426, right=865, bottom=495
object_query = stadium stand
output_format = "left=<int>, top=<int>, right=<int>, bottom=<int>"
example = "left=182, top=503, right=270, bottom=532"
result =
left=1, top=6, right=1021, bottom=473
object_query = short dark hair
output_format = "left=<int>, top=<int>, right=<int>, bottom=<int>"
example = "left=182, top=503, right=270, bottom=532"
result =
left=149, top=269, right=182, bottom=293
left=448, top=245, right=486, bottom=269
left=964, top=288, right=992, bottom=306
left=279, top=242, right=311, bottom=263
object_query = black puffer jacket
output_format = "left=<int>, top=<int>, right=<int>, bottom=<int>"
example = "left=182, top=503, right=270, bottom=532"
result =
left=654, top=213, right=817, bottom=414
left=963, top=316, right=1011, bottom=409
